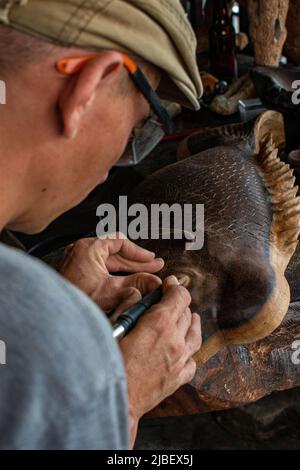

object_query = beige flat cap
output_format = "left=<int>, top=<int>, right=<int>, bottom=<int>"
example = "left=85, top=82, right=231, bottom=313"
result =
left=0, top=0, right=203, bottom=109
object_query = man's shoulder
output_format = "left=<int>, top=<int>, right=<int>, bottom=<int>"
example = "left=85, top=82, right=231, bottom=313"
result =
left=0, top=241, right=90, bottom=310
left=0, top=244, right=128, bottom=449
left=0, top=242, right=121, bottom=376
left=0, top=242, right=89, bottom=317
left=0, top=241, right=63, bottom=287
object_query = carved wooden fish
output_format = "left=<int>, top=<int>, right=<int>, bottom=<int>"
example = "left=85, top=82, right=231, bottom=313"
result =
left=128, top=111, right=300, bottom=366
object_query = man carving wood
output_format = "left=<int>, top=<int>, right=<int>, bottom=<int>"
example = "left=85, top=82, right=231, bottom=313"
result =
left=0, top=0, right=203, bottom=449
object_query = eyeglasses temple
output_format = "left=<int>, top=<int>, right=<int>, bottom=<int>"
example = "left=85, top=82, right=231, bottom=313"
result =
left=56, top=53, right=174, bottom=135
left=121, top=54, right=174, bottom=135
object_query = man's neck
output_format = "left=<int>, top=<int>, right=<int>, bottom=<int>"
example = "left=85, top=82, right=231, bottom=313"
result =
left=0, top=127, right=28, bottom=232
left=0, top=174, right=23, bottom=233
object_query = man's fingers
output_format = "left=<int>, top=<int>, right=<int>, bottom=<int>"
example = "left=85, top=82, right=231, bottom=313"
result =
left=184, top=313, right=202, bottom=357
left=177, top=358, right=197, bottom=386
left=66, top=236, right=164, bottom=274
left=117, top=239, right=157, bottom=262
left=162, top=275, right=180, bottom=289
left=106, top=254, right=164, bottom=274
left=113, top=273, right=162, bottom=295
left=176, top=307, right=192, bottom=337
left=97, top=234, right=159, bottom=264
left=121, top=273, right=162, bottom=295
left=110, top=287, right=142, bottom=322
left=171, top=313, right=201, bottom=371
left=107, top=273, right=162, bottom=319
left=150, top=276, right=191, bottom=321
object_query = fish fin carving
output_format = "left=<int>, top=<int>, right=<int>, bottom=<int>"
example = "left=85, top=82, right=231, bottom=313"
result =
left=177, top=120, right=253, bottom=160
left=254, top=112, right=300, bottom=270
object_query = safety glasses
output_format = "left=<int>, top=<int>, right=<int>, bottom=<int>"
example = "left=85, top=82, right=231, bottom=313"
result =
left=56, top=53, right=174, bottom=166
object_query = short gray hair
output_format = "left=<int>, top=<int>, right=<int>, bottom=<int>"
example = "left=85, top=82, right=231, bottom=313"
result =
left=0, top=24, right=55, bottom=74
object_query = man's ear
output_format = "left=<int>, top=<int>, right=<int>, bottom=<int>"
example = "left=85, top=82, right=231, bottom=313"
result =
left=58, top=51, right=124, bottom=139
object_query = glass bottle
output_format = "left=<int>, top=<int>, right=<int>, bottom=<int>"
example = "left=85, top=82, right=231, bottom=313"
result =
left=209, top=0, right=237, bottom=82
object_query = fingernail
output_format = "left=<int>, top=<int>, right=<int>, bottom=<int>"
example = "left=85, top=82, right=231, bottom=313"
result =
left=169, top=275, right=179, bottom=285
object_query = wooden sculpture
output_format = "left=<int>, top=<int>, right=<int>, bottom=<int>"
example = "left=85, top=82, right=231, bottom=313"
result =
left=285, top=0, right=300, bottom=64
left=147, top=299, right=300, bottom=417
left=248, top=0, right=290, bottom=66
left=128, top=111, right=300, bottom=369
left=209, top=73, right=256, bottom=115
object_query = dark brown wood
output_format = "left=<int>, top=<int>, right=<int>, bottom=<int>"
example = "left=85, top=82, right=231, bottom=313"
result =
left=147, top=167, right=300, bottom=418
left=147, top=300, right=300, bottom=417
left=126, top=111, right=300, bottom=417
left=129, top=111, right=299, bottom=366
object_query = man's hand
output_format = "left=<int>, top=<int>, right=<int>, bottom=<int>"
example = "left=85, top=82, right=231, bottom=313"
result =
left=120, top=275, right=202, bottom=447
left=60, top=234, right=164, bottom=313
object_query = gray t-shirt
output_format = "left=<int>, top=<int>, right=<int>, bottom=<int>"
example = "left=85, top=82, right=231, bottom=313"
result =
left=0, top=242, right=129, bottom=449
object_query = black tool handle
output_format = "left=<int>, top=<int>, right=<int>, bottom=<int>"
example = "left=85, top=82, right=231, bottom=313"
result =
left=116, top=286, right=163, bottom=334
